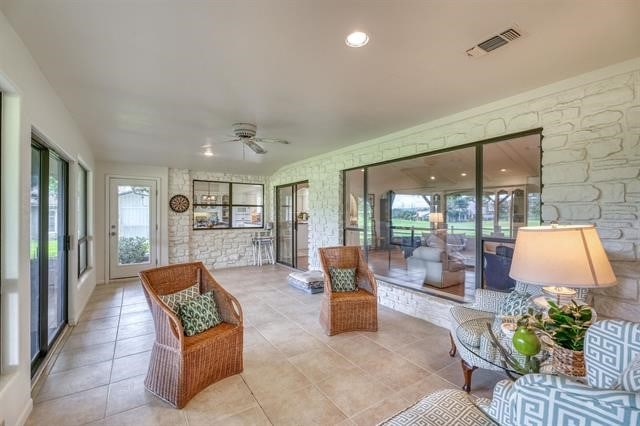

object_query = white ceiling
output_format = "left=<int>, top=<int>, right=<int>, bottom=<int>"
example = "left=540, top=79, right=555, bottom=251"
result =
left=2, top=0, right=639, bottom=174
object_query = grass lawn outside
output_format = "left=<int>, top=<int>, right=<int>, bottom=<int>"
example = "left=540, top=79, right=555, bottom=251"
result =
left=30, top=240, right=59, bottom=259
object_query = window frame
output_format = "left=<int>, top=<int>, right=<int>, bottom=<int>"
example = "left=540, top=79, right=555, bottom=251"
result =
left=342, top=128, right=543, bottom=298
left=192, top=179, right=264, bottom=230
left=77, top=164, right=89, bottom=277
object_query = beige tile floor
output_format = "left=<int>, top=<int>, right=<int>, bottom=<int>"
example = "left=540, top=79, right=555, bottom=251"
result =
left=28, top=265, right=505, bottom=426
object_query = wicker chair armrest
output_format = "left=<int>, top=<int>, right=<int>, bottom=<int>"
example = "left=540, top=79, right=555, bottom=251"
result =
left=200, top=268, right=242, bottom=325
left=225, top=293, right=243, bottom=326
left=148, top=293, right=184, bottom=349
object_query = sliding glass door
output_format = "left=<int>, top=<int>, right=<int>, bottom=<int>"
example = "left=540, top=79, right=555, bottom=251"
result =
left=276, top=181, right=309, bottom=270
left=31, top=140, right=68, bottom=374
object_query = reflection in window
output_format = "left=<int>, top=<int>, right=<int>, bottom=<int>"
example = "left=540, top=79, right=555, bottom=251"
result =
left=343, top=132, right=541, bottom=302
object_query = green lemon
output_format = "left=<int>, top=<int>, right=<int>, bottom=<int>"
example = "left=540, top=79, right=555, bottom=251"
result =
left=512, top=326, right=541, bottom=356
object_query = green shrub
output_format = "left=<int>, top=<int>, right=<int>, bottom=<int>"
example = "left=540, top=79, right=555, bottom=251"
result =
left=118, top=236, right=150, bottom=264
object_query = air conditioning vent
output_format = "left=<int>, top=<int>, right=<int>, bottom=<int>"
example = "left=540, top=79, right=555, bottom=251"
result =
left=466, top=27, right=523, bottom=57
left=478, top=35, right=508, bottom=52
left=500, top=28, right=521, bottom=41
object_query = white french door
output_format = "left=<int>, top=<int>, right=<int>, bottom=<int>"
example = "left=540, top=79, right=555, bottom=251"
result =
left=109, top=177, right=158, bottom=279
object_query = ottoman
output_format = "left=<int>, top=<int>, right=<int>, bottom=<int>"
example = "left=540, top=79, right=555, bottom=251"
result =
left=288, top=270, right=324, bottom=294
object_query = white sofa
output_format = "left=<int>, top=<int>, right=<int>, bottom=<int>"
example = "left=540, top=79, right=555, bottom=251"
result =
left=406, top=246, right=465, bottom=288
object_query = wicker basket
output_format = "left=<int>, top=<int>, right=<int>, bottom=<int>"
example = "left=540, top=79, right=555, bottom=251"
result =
left=552, top=345, right=585, bottom=377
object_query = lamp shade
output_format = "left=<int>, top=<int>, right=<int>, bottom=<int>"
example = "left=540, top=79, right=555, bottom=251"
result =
left=429, top=212, right=444, bottom=223
left=509, top=225, right=616, bottom=288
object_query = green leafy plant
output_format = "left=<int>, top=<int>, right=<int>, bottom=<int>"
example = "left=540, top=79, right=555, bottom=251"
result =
left=520, top=301, right=593, bottom=352
left=118, top=236, right=150, bottom=264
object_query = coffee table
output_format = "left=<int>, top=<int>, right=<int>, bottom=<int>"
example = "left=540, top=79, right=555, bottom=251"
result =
left=455, top=317, right=552, bottom=381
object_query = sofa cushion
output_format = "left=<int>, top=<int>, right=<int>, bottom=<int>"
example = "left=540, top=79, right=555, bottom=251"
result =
left=176, top=291, right=222, bottom=336
left=498, top=290, right=531, bottom=316
left=412, top=246, right=443, bottom=262
left=379, top=388, right=497, bottom=425
left=159, top=282, right=200, bottom=312
left=329, top=267, right=357, bottom=292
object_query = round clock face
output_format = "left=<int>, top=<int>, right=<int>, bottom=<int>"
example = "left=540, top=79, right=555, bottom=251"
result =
left=170, top=194, right=190, bottom=213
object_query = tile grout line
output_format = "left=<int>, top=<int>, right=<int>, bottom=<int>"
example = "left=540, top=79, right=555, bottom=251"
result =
left=103, top=285, right=125, bottom=421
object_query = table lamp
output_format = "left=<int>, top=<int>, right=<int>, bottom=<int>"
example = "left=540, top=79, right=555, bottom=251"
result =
left=509, top=224, right=616, bottom=304
left=429, top=212, right=444, bottom=230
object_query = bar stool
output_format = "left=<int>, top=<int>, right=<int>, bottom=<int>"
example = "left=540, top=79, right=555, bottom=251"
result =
left=252, top=231, right=274, bottom=266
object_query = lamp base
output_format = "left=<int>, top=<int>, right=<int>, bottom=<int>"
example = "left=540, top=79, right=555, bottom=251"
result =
left=542, top=286, right=577, bottom=305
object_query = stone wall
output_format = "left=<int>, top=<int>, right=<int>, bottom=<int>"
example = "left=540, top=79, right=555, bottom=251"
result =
left=269, top=62, right=640, bottom=321
left=168, top=168, right=269, bottom=269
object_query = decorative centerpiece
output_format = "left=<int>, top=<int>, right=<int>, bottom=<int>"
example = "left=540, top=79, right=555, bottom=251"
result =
left=487, top=319, right=542, bottom=375
left=521, top=301, right=593, bottom=377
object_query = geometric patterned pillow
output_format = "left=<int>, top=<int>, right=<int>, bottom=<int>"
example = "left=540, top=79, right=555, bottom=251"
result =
left=329, top=267, right=357, bottom=292
left=619, top=354, right=640, bottom=392
left=159, top=283, right=200, bottom=312
left=175, top=291, right=222, bottom=337
left=498, top=290, right=532, bottom=316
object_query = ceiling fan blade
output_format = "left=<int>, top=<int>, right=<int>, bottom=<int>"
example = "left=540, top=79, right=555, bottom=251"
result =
left=254, top=137, right=289, bottom=145
left=221, top=138, right=241, bottom=144
left=243, top=139, right=267, bottom=154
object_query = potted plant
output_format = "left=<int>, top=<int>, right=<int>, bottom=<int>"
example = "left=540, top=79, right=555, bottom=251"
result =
left=521, top=301, right=593, bottom=377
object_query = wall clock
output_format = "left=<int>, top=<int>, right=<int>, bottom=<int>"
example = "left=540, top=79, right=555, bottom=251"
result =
left=169, top=194, right=190, bottom=213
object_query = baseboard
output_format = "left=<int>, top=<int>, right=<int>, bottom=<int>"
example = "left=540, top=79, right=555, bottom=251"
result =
left=16, top=397, right=33, bottom=426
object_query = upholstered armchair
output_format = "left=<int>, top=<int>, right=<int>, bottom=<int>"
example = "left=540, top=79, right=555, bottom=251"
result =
left=480, top=320, right=640, bottom=426
left=448, top=283, right=540, bottom=391
left=406, top=246, right=465, bottom=288
left=483, top=245, right=515, bottom=292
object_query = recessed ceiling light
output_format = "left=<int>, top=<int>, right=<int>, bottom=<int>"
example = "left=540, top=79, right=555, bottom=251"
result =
left=346, top=31, right=369, bottom=48
left=204, top=150, right=214, bottom=157
left=500, top=168, right=507, bottom=172
left=460, top=172, right=467, bottom=177
left=430, top=176, right=436, bottom=180
left=360, top=168, right=365, bottom=172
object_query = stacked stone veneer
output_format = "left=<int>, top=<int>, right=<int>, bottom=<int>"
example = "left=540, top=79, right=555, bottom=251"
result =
left=168, top=168, right=269, bottom=270
left=269, top=66, right=640, bottom=321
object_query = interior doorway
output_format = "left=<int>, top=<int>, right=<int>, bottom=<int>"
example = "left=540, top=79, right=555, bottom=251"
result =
left=276, top=181, right=309, bottom=270
left=30, top=138, right=69, bottom=375
left=108, top=177, right=158, bottom=279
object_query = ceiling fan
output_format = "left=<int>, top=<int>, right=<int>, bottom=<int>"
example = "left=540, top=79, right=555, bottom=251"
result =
left=219, top=123, right=289, bottom=155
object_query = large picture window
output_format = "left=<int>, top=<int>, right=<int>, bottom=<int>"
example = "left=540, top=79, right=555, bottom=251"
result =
left=78, top=165, right=89, bottom=276
left=192, top=180, right=264, bottom=230
left=343, top=131, right=541, bottom=302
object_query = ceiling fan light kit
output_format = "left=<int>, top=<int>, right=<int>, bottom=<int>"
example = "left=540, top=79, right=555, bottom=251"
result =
left=215, top=122, right=289, bottom=156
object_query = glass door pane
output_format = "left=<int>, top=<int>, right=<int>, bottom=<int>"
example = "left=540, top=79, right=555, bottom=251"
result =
left=481, top=134, right=541, bottom=291
left=30, top=147, right=42, bottom=361
left=109, top=178, right=157, bottom=279
left=276, top=185, right=294, bottom=266
left=47, top=153, right=67, bottom=343
left=117, top=185, right=151, bottom=266
left=30, top=142, right=68, bottom=374
left=295, top=182, right=309, bottom=270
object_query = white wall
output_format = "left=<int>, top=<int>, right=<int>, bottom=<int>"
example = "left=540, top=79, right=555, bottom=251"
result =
left=94, top=161, right=169, bottom=284
left=168, top=168, right=269, bottom=269
left=0, top=10, right=95, bottom=426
